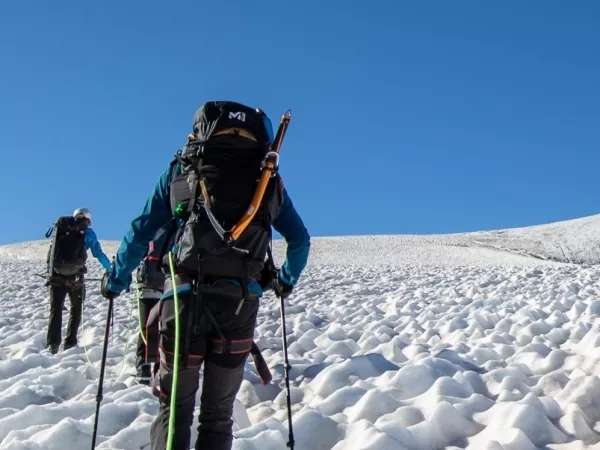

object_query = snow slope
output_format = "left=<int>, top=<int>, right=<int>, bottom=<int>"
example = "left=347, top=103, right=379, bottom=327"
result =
left=1, top=214, right=600, bottom=449
left=4, top=213, right=600, bottom=266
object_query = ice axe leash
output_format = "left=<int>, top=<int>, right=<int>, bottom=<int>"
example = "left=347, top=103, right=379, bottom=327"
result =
left=90, top=295, right=114, bottom=450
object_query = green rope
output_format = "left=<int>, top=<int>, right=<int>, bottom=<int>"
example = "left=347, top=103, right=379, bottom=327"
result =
left=82, top=317, right=96, bottom=369
left=115, top=294, right=136, bottom=378
left=81, top=288, right=98, bottom=370
left=166, top=252, right=180, bottom=450
left=80, top=289, right=136, bottom=377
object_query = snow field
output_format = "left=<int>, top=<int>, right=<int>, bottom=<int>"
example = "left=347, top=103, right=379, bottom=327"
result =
left=2, top=224, right=600, bottom=448
left=6, top=211, right=600, bottom=267
left=240, top=264, right=600, bottom=450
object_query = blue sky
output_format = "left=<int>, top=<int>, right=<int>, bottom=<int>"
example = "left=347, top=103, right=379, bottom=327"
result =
left=1, top=1, right=599, bottom=245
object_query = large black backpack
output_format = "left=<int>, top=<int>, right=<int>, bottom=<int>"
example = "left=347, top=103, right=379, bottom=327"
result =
left=46, top=216, right=88, bottom=276
left=169, top=101, right=285, bottom=283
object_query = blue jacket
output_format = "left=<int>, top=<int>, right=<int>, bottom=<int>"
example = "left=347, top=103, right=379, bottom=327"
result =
left=85, top=228, right=112, bottom=271
left=107, top=164, right=310, bottom=295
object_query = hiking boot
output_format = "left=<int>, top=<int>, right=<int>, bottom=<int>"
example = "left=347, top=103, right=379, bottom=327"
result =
left=137, top=363, right=152, bottom=386
left=47, top=344, right=59, bottom=354
left=63, top=340, right=77, bottom=351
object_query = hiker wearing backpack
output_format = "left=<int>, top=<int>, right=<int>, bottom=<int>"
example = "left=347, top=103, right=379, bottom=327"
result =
left=101, top=101, right=310, bottom=450
left=133, top=225, right=173, bottom=385
left=45, top=208, right=112, bottom=354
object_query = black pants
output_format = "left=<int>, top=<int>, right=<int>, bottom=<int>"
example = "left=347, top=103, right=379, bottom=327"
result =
left=150, top=278, right=259, bottom=450
left=46, top=274, right=85, bottom=348
left=135, top=287, right=161, bottom=371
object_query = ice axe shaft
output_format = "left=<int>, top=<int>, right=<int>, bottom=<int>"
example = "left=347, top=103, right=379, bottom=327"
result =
left=229, top=110, right=292, bottom=241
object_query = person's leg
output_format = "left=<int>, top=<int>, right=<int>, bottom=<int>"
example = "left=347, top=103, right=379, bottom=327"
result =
left=136, top=289, right=160, bottom=384
left=64, top=280, right=84, bottom=349
left=149, top=284, right=207, bottom=450
left=46, top=280, right=67, bottom=353
left=195, top=286, right=259, bottom=450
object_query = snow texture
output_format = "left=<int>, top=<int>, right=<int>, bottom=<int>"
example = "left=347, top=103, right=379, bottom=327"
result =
left=2, top=213, right=600, bottom=449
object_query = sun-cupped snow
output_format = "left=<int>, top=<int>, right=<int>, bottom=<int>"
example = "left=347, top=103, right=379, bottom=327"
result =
left=1, top=214, right=600, bottom=449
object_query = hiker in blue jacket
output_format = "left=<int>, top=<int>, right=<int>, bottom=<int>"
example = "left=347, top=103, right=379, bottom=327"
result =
left=46, top=208, right=111, bottom=354
left=101, top=101, right=310, bottom=450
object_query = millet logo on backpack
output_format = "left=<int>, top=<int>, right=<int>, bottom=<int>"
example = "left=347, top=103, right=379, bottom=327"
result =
left=228, top=111, right=246, bottom=122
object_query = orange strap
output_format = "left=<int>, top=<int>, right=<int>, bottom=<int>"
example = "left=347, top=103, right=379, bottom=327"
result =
left=230, top=155, right=278, bottom=241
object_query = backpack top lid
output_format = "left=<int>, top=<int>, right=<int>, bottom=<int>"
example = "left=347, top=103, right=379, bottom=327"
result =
left=192, top=101, right=275, bottom=147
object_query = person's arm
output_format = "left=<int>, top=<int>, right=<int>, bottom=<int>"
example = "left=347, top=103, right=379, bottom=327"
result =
left=271, top=187, right=310, bottom=286
left=84, top=228, right=112, bottom=271
left=107, top=164, right=175, bottom=294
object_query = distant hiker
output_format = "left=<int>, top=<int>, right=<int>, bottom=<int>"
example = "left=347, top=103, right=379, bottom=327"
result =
left=45, top=208, right=112, bottom=354
left=133, top=225, right=173, bottom=385
left=101, top=101, right=310, bottom=450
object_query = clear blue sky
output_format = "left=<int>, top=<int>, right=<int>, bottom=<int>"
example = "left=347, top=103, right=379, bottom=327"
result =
left=1, top=1, right=599, bottom=245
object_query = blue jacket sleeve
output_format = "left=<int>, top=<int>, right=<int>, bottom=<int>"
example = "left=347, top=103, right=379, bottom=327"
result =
left=272, top=187, right=310, bottom=286
left=84, top=228, right=112, bottom=271
left=107, top=165, right=175, bottom=293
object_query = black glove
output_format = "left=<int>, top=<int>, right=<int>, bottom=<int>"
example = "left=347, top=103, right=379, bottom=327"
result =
left=100, top=271, right=119, bottom=300
left=272, top=271, right=293, bottom=299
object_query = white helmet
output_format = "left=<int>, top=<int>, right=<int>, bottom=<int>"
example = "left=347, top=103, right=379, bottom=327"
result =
left=73, top=207, right=92, bottom=222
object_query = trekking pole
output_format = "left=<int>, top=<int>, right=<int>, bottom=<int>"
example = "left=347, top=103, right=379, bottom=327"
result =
left=35, top=273, right=101, bottom=282
left=277, top=291, right=295, bottom=450
left=90, top=296, right=114, bottom=450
